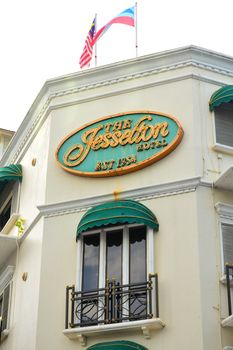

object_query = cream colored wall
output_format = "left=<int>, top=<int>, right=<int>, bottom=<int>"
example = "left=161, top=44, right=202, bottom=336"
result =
left=35, top=213, right=81, bottom=350
left=2, top=219, right=44, bottom=350
left=18, top=117, right=51, bottom=225
left=1, top=119, right=51, bottom=349
left=3, top=50, right=233, bottom=349
left=46, top=77, right=196, bottom=204
left=33, top=191, right=207, bottom=350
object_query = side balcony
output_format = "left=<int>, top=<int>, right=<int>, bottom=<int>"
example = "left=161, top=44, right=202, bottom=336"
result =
left=63, top=274, right=165, bottom=346
left=221, top=264, right=233, bottom=327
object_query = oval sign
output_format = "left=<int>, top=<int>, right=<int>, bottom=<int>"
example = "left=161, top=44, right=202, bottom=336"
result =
left=55, top=111, right=184, bottom=177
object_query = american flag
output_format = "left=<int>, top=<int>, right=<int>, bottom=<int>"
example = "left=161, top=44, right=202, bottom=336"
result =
left=79, top=17, right=96, bottom=69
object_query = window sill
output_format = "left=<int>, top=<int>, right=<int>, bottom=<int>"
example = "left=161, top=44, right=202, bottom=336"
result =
left=213, top=143, right=233, bottom=156
left=0, top=213, right=19, bottom=235
left=221, top=315, right=233, bottom=327
left=220, top=275, right=233, bottom=285
left=63, top=318, right=165, bottom=346
left=0, top=329, right=9, bottom=342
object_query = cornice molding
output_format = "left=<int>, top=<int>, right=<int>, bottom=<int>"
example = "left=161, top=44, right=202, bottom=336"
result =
left=3, top=72, right=228, bottom=165
left=37, top=176, right=201, bottom=218
left=2, top=46, right=233, bottom=165
left=215, top=202, right=233, bottom=219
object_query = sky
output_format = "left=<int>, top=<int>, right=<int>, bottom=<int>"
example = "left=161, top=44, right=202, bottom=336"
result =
left=1, top=0, right=233, bottom=131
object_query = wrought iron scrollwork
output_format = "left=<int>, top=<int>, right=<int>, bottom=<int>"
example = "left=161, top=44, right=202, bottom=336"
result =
left=65, top=274, right=159, bottom=329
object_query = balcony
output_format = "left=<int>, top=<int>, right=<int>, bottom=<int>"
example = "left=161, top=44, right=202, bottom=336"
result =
left=63, top=274, right=164, bottom=346
left=222, top=264, right=233, bottom=327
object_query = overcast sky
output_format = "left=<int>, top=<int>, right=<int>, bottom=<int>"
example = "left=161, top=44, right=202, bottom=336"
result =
left=1, top=0, right=233, bottom=131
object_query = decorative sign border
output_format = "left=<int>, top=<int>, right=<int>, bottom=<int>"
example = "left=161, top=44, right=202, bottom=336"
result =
left=55, top=110, right=184, bottom=177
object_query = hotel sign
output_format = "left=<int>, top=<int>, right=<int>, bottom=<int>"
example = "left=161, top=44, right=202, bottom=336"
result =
left=56, top=111, right=183, bottom=177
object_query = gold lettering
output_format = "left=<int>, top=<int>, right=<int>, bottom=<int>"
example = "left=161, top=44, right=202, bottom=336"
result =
left=123, top=119, right=132, bottom=129
left=119, top=130, right=132, bottom=146
left=64, top=126, right=103, bottom=166
left=63, top=115, right=171, bottom=168
left=141, top=125, right=154, bottom=142
left=113, top=121, right=122, bottom=131
left=91, top=135, right=103, bottom=151
left=105, top=123, right=113, bottom=132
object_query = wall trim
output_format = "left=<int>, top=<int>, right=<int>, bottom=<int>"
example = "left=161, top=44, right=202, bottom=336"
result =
left=0, top=266, right=15, bottom=293
left=1, top=45, right=233, bottom=165
left=215, top=202, right=233, bottom=219
left=37, top=176, right=202, bottom=218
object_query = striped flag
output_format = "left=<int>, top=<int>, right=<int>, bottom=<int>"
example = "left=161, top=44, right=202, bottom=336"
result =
left=92, top=6, right=135, bottom=45
left=79, top=17, right=96, bottom=69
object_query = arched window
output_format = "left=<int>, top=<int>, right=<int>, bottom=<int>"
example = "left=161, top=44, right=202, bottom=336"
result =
left=209, top=85, right=233, bottom=151
left=72, top=200, right=159, bottom=327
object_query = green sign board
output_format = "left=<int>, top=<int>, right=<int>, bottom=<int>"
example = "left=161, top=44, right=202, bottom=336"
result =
left=56, top=111, right=183, bottom=177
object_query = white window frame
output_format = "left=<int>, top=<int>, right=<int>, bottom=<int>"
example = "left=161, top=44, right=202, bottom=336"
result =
left=0, top=181, right=20, bottom=234
left=212, top=104, right=233, bottom=155
left=215, top=203, right=233, bottom=276
left=76, top=223, right=155, bottom=318
left=0, top=266, right=14, bottom=338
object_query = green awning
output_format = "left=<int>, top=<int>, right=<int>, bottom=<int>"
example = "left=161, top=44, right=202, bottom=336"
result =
left=209, top=85, right=233, bottom=111
left=77, top=199, right=159, bottom=239
left=0, top=164, right=22, bottom=182
left=87, top=340, right=148, bottom=350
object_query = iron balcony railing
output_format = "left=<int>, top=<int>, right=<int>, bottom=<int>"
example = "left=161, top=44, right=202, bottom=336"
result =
left=65, top=273, right=159, bottom=329
left=226, top=263, right=233, bottom=316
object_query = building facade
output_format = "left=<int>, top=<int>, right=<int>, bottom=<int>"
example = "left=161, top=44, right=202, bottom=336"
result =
left=1, top=45, right=233, bottom=350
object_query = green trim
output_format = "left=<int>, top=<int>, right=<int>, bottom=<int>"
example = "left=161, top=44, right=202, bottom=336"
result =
left=77, top=199, right=159, bottom=239
left=87, top=340, right=148, bottom=350
left=209, top=85, right=233, bottom=111
left=0, top=164, right=22, bottom=182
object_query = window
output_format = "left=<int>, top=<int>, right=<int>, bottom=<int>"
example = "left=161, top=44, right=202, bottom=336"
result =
left=214, top=102, right=233, bottom=149
left=221, top=223, right=233, bottom=273
left=75, top=224, right=155, bottom=326
left=0, top=196, right=12, bottom=232
left=0, top=181, right=20, bottom=233
left=0, top=266, right=14, bottom=340
left=0, top=284, right=10, bottom=333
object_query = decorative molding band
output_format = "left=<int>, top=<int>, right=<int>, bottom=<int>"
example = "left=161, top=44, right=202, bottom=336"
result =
left=2, top=57, right=233, bottom=165
left=215, top=202, right=233, bottom=219
left=37, top=176, right=201, bottom=218
left=18, top=212, right=42, bottom=245
left=0, top=266, right=15, bottom=292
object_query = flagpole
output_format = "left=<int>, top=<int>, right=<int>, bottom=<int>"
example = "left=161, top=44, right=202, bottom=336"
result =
left=94, top=13, right=97, bottom=66
left=135, top=2, right=138, bottom=57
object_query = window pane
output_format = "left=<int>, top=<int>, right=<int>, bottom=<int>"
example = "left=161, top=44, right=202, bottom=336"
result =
left=2, top=285, right=10, bottom=330
left=82, top=234, right=100, bottom=291
left=129, top=226, right=147, bottom=283
left=0, top=200, right=11, bottom=231
left=106, top=230, right=123, bottom=284
left=222, top=224, right=233, bottom=272
left=215, top=103, right=233, bottom=147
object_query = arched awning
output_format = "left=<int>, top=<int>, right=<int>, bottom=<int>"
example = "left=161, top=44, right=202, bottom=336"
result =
left=87, top=340, right=148, bottom=350
left=0, top=164, right=22, bottom=182
left=77, top=199, right=159, bottom=239
left=209, top=85, right=233, bottom=111
left=0, top=164, right=22, bottom=193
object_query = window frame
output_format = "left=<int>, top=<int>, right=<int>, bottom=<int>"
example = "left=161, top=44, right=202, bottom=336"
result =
left=76, top=223, right=155, bottom=317
left=212, top=103, right=233, bottom=155
left=0, top=266, right=14, bottom=339
left=215, top=203, right=233, bottom=276
left=0, top=181, right=20, bottom=234
left=76, top=224, right=154, bottom=289
left=220, top=218, right=233, bottom=276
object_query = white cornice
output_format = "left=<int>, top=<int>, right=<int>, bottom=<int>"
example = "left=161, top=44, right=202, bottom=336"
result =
left=37, top=176, right=201, bottom=218
left=215, top=202, right=233, bottom=219
left=2, top=45, right=233, bottom=165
